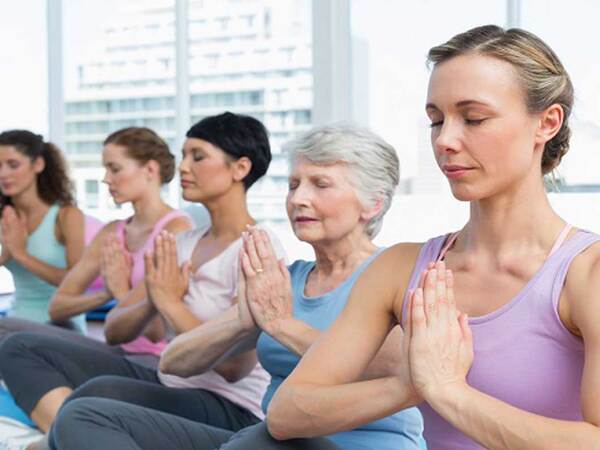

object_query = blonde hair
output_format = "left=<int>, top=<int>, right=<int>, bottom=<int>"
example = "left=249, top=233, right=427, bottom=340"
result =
left=428, top=25, right=573, bottom=175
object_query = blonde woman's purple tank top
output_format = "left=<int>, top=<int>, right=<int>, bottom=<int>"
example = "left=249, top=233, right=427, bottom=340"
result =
left=403, top=230, right=600, bottom=449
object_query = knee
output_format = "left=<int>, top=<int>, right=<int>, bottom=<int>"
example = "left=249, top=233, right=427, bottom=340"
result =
left=67, top=375, right=125, bottom=403
left=51, top=398, right=105, bottom=447
left=0, top=332, right=40, bottom=375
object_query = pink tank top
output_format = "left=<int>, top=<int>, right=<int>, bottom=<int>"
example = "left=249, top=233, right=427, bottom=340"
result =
left=403, top=227, right=600, bottom=449
left=115, top=210, right=191, bottom=356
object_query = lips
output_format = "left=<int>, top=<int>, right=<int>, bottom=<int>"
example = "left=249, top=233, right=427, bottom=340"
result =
left=180, top=180, right=194, bottom=188
left=442, top=164, right=474, bottom=179
left=294, top=216, right=318, bottom=223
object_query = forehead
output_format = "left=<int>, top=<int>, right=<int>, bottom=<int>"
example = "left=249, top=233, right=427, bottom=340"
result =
left=102, top=143, right=135, bottom=165
left=426, top=53, right=524, bottom=109
left=183, top=137, right=223, bottom=154
left=0, top=145, right=30, bottom=160
left=289, top=157, right=349, bottom=178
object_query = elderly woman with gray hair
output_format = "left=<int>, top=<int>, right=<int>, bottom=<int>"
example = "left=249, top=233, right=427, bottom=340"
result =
left=49, top=124, right=424, bottom=450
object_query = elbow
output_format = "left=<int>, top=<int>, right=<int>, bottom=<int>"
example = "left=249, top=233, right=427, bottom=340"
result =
left=266, top=413, right=295, bottom=441
left=48, top=299, right=69, bottom=323
left=266, top=391, right=301, bottom=441
left=217, top=365, right=246, bottom=384
left=159, top=353, right=193, bottom=378
left=103, top=323, right=125, bottom=346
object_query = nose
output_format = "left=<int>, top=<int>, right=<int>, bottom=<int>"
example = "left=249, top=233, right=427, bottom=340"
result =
left=432, top=119, right=462, bottom=154
left=287, top=183, right=311, bottom=209
left=178, top=155, right=189, bottom=174
left=102, top=170, right=110, bottom=185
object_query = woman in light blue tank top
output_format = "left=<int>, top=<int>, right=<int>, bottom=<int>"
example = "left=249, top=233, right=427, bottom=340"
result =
left=48, top=124, right=423, bottom=449
left=0, top=130, right=86, bottom=333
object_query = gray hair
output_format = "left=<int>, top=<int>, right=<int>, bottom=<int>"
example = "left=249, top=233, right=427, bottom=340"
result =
left=284, top=123, right=399, bottom=238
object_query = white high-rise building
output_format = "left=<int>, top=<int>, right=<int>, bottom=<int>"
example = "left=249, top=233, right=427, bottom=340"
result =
left=64, top=0, right=312, bottom=223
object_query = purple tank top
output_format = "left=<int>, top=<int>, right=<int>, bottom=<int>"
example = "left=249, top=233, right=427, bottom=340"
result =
left=116, top=209, right=191, bottom=355
left=403, top=230, right=600, bottom=450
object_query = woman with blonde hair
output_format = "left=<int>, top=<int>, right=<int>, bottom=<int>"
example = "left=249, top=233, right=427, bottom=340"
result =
left=268, top=25, right=600, bottom=449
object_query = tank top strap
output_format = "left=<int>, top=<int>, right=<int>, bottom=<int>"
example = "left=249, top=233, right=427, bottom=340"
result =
left=146, top=209, right=190, bottom=243
left=114, top=217, right=129, bottom=250
left=547, top=224, right=572, bottom=258
left=30, top=203, right=60, bottom=238
left=549, top=230, right=600, bottom=312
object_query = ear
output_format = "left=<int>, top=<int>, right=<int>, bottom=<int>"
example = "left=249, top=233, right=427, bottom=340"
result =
left=32, top=156, right=45, bottom=174
left=534, top=103, right=564, bottom=146
left=232, top=156, right=252, bottom=184
left=144, top=160, right=161, bottom=182
left=360, top=197, right=384, bottom=224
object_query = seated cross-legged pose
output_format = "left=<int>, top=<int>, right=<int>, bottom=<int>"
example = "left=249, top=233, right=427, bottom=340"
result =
left=1, top=113, right=281, bottom=448
left=49, top=124, right=424, bottom=450
left=267, top=26, right=600, bottom=449
left=0, top=127, right=192, bottom=431
left=0, top=130, right=86, bottom=333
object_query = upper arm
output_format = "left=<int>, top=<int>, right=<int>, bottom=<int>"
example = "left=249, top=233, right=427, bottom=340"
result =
left=568, top=245, right=600, bottom=426
left=55, top=222, right=115, bottom=296
left=58, top=205, right=85, bottom=269
left=164, top=216, right=194, bottom=235
left=285, top=243, right=420, bottom=386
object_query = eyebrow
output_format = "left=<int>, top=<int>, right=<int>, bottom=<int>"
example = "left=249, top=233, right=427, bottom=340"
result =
left=426, top=99, right=491, bottom=111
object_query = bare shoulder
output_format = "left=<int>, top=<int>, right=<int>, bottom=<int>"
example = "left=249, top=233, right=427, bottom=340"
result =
left=164, top=214, right=194, bottom=234
left=57, top=204, right=84, bottom=228
left=350, top=242, right=424, bottom=316
left=564, top=239, right=600, bottom=335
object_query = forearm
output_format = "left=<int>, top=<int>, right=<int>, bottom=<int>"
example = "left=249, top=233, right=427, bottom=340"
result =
left=49, top=290, right=112, bottom=322
left=271, top=318, right=320, bottom=356
left=155, top=301, right=202, bottom=335
left=104, top=298, right=158, bottom=345
left=267, top=376, right=417, bottom=440
left=12, top=252, right=66, bottom=286
left=161, top=309, right=259, bottom=378
left=430, top=383, right=600, bottom=450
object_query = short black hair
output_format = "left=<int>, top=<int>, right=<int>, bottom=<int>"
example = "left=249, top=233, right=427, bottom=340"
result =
left=186, top=112, right=271, bottom=190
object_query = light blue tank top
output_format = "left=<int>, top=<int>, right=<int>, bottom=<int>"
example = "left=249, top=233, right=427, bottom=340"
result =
left=4, top=204, right=86, bottom=333
left=258, top=249, right=424, bottom=450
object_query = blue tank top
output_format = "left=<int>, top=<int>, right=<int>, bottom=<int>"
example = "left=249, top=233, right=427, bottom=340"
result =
left=4, top=204, right=86, bottom=333
left=258, top=249, right=424, bottom=450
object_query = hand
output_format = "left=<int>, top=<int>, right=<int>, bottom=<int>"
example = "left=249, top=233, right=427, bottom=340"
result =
left=408, top=261, right=473, bottom=401
left=240, top=227, right=292, bottom=337
left=100, top=233, right=132, bottom=300
left=144, top=231, right=190, bottom=310
left=236, top=247, right=258, bottom=333
left=1, top=206, right=28, bottom=259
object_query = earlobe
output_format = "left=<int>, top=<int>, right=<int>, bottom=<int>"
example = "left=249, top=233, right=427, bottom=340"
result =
left=361, top=198, right=384, bottom=223
left=233, top=157, right=252, bottom=183
left=537, top=104, right=564, bottom=144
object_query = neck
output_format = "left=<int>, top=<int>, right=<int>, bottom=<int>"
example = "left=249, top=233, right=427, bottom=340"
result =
left=10, top=185, right=48, bottom=217
left=312, top=228, right=377, bottom=276
left=203, top=186, right=254, bottom=239
left=129, top=187, right=171, bottom=228
left=462, top=173, right=565, bottom=257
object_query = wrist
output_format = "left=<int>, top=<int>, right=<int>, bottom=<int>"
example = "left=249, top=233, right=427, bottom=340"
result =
left=11, top=249, right=27, bottom=263
left=423, top=379, right=470, bottom=410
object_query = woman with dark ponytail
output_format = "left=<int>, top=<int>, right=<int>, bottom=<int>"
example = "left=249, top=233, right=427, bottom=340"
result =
left=0, top=129, right=87, bottom=332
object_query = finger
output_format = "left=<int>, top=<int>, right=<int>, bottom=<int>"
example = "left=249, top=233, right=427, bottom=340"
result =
left=278, top=259, right=291, bottom=287
left=245, top=232, right=262, bottom=272
left=404, top=289, right=414, bottom=339
left=254, top=229, right=276, bottom=269
left=459, top=313, right=472, bottom=345
left=154, top=234, right=164, bottom=275
left=144, top=250, right=155, bottom=281
left=237, top=249, right=247, bottom=297
left=164, top=232, right=174, bottom=275
left=411, top=288, right=427, bottom=333
left=417, top=269, right=428, bottom=289
left=423, top=269, right=437, bottom=321
left=180, top=260, right=191, bottom=288
left=435, top=262, right=450, bottom=323
left=240, top=248, right=256, bottom=278
left=446, top=269, right=458, bottom=323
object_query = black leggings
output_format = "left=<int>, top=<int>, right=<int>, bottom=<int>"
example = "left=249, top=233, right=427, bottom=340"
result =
left=0, top=332, right=258, bottom=432
left=50, top=398, right=341, bottom=450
